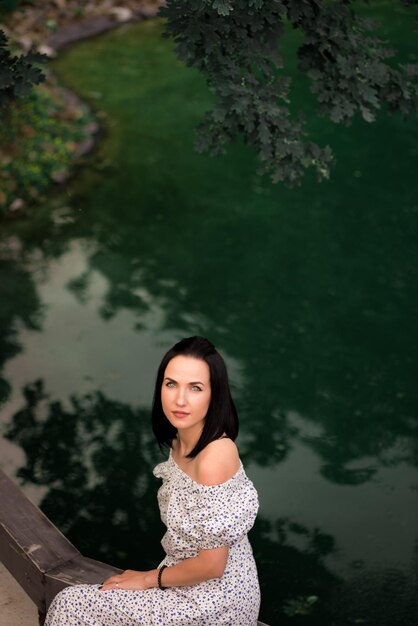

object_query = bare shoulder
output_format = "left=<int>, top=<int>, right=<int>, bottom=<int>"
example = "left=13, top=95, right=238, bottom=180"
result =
left=196, top=438, right=241, bottom=486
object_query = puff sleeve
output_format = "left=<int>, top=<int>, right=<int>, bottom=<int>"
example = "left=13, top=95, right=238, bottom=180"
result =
left=189, top=474, right=259, bottom=550
left=153, top=460, right=170, bottom=480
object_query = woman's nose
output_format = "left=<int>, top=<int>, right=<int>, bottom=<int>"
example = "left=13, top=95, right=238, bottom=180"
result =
left=175, top=388, right=187, bottom=406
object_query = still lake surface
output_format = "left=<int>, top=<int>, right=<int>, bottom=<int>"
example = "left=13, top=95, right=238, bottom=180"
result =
left=1, top=8, right=418, bottom=625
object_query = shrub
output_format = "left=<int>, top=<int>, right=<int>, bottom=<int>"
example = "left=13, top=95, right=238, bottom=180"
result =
left=0, top=74, right=95, bottom=215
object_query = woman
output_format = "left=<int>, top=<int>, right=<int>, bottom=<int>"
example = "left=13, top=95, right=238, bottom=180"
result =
left=45, top=336, right=260, bottom=625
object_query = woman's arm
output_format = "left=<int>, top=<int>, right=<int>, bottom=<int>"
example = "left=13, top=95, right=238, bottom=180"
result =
left=100, top=546, right=229, bottom=591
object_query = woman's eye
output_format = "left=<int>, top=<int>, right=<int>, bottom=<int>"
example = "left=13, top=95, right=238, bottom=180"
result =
left=166, top=382, right=176, bottom=388
left=191, top=385, right=202, bottom=392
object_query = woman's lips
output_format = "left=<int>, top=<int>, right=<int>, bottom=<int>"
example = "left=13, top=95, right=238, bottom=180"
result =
left=172, top=411, right=189, bottom=417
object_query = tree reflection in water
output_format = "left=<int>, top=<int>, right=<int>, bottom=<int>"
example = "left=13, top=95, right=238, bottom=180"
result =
left=0, top=255, right=42, bottom=407
left=5, top=380, right=165, bottom=569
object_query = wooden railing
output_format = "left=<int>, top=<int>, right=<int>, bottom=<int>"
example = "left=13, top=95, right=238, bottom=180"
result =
left=0, top=469, right=269, bottom=625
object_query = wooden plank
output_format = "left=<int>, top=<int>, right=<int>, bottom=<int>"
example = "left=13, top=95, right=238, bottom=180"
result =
left=45, top=556, right=122, bottom=610
left=0, top=470, right=80, bottom=572
left=0, top=469, right=80, bottom=612
left=0, top=521, right=47, bottom=613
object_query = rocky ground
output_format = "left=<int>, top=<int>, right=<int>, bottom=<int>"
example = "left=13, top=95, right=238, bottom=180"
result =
left=1, top=0, right=162, bottom=54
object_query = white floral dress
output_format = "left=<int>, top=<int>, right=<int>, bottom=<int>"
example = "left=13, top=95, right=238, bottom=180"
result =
left=45, top=450, right=260, bottom=626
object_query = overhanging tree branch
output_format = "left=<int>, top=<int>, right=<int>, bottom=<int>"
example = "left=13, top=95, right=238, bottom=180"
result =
left=161, top=0, right=418, bottom=186
left=0, top=29, right=46, bottom=112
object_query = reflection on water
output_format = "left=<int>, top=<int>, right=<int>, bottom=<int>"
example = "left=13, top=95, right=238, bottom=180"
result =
left=0, top=237, right=245, bottom=414
left=252, top=411, right=417, bottom=573
left=1, top=12, right=418, bottom=626
left=5, top=380, right=165, bottom=568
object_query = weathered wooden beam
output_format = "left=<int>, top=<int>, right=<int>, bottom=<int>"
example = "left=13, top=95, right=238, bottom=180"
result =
left=0, top=469, right=269, bottom=625
left=45, top=555, right=122, bottom=611
left=0, top=469, right=80, bottom=615
left=0, top=469, right=122, bottom=623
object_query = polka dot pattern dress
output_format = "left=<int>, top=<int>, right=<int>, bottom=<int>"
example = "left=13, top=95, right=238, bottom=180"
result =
left=44, top=450, right=260, bottom=626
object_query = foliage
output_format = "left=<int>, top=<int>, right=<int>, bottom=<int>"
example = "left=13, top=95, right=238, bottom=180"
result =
left=283, top=594, right=319, bottom=616
left=161, top=0, right=418, bottom=185
left=0, top=28, right=46, bottom=110
left=0, top=75, right=95, bottom=214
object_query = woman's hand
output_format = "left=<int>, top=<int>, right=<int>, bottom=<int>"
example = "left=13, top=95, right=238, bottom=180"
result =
left=100, top=569, right=158, bottom=591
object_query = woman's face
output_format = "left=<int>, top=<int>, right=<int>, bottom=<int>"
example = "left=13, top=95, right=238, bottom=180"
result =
left=161, top=355, right=211, bottom=437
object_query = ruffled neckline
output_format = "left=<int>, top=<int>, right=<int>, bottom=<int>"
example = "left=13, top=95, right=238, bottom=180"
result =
left=169, top=448, right=244, bottom=489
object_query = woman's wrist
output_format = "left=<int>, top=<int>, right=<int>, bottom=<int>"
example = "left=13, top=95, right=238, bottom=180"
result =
left=145, top=569, right=159, bottom=589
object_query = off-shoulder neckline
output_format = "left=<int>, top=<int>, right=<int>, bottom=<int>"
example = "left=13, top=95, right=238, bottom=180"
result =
left=169, top=449, right=244, bottom=488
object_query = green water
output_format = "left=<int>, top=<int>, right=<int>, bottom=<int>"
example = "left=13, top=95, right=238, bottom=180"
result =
left=1, top=9, right=418, bottom=625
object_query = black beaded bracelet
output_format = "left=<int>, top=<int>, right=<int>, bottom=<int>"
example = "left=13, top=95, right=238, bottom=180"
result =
left=158, top=565, right=167, bottom=590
